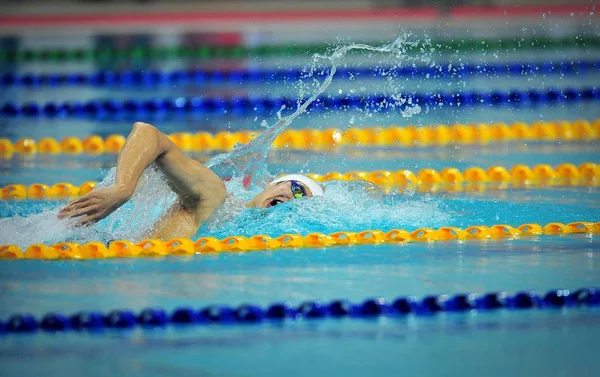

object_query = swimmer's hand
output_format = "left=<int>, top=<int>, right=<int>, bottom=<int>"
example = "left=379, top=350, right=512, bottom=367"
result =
left=58, top=185, right=131, bottom=225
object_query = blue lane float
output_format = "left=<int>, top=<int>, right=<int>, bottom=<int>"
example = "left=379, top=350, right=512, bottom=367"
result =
left=1, top=288, right=598, bottom=335
left=1, top=87, right=599, bottom=119
left=1, top=60, right=599, bottom=88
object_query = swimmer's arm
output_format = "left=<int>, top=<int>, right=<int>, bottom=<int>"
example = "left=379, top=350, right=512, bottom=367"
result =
left=60, top=122, right=225, bottom=224
left=116, top=122, right=226, bottom=209
left=152, top=127, right=227, bottom=211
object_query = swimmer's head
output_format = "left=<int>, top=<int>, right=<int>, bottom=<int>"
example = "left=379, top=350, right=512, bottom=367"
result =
left=246, top=174, right=324, bottom=208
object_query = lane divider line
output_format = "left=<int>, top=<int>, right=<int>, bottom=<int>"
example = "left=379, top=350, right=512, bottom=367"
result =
left=2, top=87, right=599, bottom=119
left=1, top=163, right=598, bottom=200
left=3, top=60, right=599, bottom=88
left=1, top=35, right=598, bottom=63
left=1, top=119, right=598, bottom=157
left=1, top=288, right=598, bottom=334
left=1, top=221, right=598, bottom=260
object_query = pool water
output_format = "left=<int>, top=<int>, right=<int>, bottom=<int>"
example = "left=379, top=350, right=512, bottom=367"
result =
left=1, top=309, right=599, bottom=377
left=0, top=237, right=599, bottom=377
left=1, top=234, right=599, bottom=317
left=1, top=20, right=600, bottom=377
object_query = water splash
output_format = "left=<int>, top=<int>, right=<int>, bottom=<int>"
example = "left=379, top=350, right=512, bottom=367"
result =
left=0, top=35, right=447, bottom=247
left=202, top=180, right=451, bottom=238
left=207, top=35, right=428, bottom=186
left=0, top=167, right=176, bottom=248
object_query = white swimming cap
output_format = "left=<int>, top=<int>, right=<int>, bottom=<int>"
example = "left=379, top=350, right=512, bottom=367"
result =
left=270, top=174, right=324, bottom=197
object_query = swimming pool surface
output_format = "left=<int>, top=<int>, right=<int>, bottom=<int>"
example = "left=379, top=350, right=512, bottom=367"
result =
left=1, top=236, right=599, bottom=377
left=1, top=12, right=600, bottom=377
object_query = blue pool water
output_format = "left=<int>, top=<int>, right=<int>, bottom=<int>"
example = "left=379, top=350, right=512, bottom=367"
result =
left=1, top=188, right=599, bottom=243
left=0, top=237, right=599, bottom=377
left=1, top=309, right=598, bottom=377
left=2, top=142, right=600, bottom=186
left=1, top=29, right=600, bottom=376
left=1, top=234, right=598, bottom=317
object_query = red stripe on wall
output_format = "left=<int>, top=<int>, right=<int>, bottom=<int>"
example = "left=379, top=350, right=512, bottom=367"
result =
left=0, top=5, right=593, bottom=28
left=0, top=9, right=439, bottom=27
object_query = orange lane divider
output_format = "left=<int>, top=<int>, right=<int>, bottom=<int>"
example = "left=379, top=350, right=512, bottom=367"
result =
left=1, top=162, right=598, bottom=200
left=0, top=119, right=598, bottom=157
left=1, top=221, right=598, bottom=260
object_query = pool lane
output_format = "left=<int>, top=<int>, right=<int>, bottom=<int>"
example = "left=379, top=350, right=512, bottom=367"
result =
left=1, top=101, right=598, bottom=141
left=0, top=235, right=598, bottom=318
left=1, top=143, right=598, bottom=186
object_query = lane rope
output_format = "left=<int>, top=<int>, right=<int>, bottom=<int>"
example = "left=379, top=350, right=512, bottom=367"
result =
left=2, top=87, right=599, bottom=119
left=1, top=36, right=598, bottom=63
left=1, top=287, right=598, bottom=334
left=3, top=60, right=598, bottom=88
left=1, top=163, right=598, bottom=200
left=1, top=119, right=598, bottom=157
left=1, top=221, right=598, bottom=260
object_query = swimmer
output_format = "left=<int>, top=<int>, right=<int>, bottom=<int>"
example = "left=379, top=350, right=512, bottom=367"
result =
left=58, top=122, right=323, bottom=239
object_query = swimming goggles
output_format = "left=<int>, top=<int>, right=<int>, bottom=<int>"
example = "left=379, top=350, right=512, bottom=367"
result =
left=290, top=180, right=308, bottom=199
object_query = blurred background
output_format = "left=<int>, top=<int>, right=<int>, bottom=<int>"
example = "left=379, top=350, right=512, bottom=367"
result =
left=0, top=0, right=598, bottom=183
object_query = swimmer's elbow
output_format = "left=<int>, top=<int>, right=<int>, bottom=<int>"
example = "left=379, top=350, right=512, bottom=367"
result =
left=133, top=121, right=155, bottom=132
left=132, top=122, right=166, bottom=152
left=132, top=122, right=160, bottom=141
